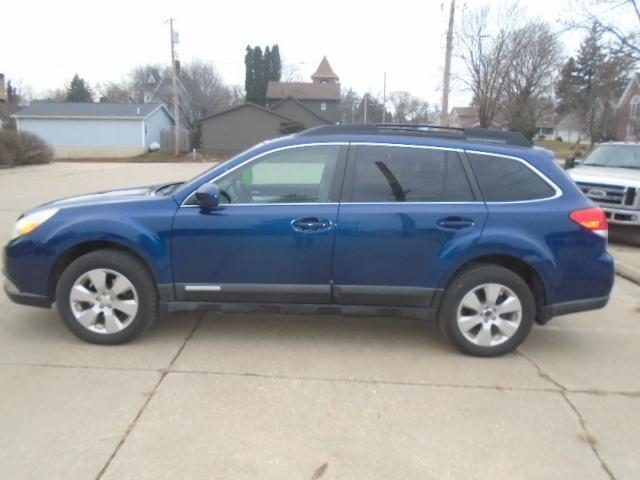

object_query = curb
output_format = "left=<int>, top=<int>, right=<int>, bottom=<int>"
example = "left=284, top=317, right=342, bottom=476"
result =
left=615, top=265, right=640, bottom=286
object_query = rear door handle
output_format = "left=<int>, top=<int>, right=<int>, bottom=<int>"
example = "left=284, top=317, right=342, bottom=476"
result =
left=291, top=217, right=332, bottom=232
left=437, top=216, right=475, bottom=230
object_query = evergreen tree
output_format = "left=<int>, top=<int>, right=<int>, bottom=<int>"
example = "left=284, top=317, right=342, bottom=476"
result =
left=270, top=44, right=282, bottom=81
left=555, top=57, right=578, bottom=114
left=555, top=24, right=634, bottom=142
left=244, top=45, right=256, bottom=103
left=66, top=74, right=93, bottom=102
left=244, top=44, right=283, bottom=104
left=264, top=46, right=272, bottom=84
left=252, top=46, right=266, bottom=105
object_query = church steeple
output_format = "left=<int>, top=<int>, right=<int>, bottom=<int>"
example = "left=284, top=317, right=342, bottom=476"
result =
left=311, top=56, right=339, bottom=84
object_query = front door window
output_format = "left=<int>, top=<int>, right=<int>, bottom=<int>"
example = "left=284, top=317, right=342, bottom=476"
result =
left=216, top=145, right=340, bottom=204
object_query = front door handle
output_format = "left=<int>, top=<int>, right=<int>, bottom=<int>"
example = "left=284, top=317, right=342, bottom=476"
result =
left=291, top=217, right=332, bottom=232
left=437, top=216, right=475, bottom=230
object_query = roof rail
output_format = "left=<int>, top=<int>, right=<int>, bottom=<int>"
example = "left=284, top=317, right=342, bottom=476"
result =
left=298, top=123, right=532, bottom=148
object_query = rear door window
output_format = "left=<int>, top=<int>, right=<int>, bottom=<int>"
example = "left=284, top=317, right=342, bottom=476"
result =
left=346, top=145, right=475, bottom=202
left=467, top=153, right=556, bottom=202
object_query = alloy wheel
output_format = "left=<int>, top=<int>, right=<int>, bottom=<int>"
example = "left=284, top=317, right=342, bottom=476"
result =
left=69, top=268, right=139, bottom=334
left=456, top=283, right=523, bottom=347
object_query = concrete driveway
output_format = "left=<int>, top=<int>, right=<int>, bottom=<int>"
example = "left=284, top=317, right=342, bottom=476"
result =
left=1, top=162, right=639, bottom=479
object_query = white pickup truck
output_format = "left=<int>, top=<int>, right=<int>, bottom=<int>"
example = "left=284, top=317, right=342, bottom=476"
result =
left=568, top=143, right=640, bottom=232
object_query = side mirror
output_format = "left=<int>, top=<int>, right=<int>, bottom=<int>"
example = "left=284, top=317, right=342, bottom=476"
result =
left=195, top=183, right=220, bottom=210
left=564, top=156, right=576, bottom=170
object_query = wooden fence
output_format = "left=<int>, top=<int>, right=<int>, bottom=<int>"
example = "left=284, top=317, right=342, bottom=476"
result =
left=160, top=127, right=191, bottom=153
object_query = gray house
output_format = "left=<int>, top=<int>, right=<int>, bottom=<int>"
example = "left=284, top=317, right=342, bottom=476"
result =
left=200, top=56, right=339, bottom=156
left=200, top=103, right=303, bottom=156
left=13, top=102, right=174, bottom=158
left=266, top=56, right=340, bottom=123
left=270, top=96, right=332, bottom=129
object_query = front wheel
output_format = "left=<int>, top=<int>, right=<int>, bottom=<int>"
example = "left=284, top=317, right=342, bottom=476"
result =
left=55, top=249, right=158, bottom=344
left=438, top=264, right=535, bottom=357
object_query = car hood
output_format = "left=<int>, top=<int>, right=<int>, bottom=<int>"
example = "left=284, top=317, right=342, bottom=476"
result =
left=36, top=184, right=169, bottom=211
left=568, top=166, right=640, bottom=189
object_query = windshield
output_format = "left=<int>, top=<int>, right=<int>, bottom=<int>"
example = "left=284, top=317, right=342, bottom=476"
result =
left=582, top=145, right=640, bottom=169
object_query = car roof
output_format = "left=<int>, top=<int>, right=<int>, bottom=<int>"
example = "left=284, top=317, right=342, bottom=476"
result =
left=257, top=126, right=545, bottom=162
left=297, top=124, right=533, bottom=149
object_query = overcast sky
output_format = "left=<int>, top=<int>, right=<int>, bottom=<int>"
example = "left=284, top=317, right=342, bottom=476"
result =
left=0, top=0, right=615, bottom=109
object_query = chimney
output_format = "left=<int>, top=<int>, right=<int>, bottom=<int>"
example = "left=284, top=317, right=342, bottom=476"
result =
left=136, top=106, right=140, bottom=115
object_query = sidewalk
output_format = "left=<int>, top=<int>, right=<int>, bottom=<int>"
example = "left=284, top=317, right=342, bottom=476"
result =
left=609, top=240, right=640, bottom=284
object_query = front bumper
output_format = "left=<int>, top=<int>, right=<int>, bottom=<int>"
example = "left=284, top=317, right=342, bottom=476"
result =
left=601, top=206, right=640, bottom=226
left=3, top=273, right=52, bottom=309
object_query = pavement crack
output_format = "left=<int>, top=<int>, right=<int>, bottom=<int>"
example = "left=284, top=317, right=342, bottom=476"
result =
left=167, top=367, right=562, bottom=394
left=561, top=392, right=617, bottom=480
left=94, top=313, right=204, bottom=480
left=517, top=350, right=616, bottom=480
left=516, top=349, right=567, bottom=390
left=0, top=362, right=157, bottom=373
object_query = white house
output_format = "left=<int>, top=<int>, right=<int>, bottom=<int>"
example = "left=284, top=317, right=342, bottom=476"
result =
left=13, top=102, right=174, bottom=158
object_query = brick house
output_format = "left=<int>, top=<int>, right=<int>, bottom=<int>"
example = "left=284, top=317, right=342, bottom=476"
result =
left=616, top=72, right=640, bottom=140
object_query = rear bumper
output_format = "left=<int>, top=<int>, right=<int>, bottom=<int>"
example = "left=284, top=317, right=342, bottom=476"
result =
left=537, top=295, right=609, bottom=324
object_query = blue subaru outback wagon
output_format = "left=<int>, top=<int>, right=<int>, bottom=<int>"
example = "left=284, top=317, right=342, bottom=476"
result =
left=3, top=125, right=614, bottom=356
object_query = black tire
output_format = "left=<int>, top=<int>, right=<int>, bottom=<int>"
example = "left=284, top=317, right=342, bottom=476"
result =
left=438, top=264, right=535, bottom=357
left=55, top=249, right=158, bottom=344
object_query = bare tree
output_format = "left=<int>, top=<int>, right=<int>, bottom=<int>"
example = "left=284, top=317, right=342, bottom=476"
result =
left=281, top=63, right=305, bottom=82
left=337, top=88, right=361, bottom=123
left=129, top=64, right=164, bottom=102
left=96, top=81, right=132, bottom=103
left=126, top=61, right=235, bottom=127
left=501, top=20, right=562, bottom=138
left=179, top=59, right=233, bottom=118
left=388, top=91, right=431, bottom=123
left=39, top=88, right=67, bottom=102
left=456, top=4, right=520, bottom=127
left=570, top=0, right=640, bottom=59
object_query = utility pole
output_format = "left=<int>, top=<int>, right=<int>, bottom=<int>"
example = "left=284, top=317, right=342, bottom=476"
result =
left=363, top=93, right=368, bottom=124
left=169, top=19, right=180, bottom=158
left=440, top=0, right=455, bottom=127
left=382, top=72, right=387, bottom=123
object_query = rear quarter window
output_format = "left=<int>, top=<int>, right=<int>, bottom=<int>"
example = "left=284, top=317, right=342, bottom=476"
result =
left=467, top=153, right=556, bottom=202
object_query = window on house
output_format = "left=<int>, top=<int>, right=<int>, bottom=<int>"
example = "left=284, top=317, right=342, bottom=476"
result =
left=631, top=96, right=640, bottom=119
left=321, top=102, right=327, bottom=111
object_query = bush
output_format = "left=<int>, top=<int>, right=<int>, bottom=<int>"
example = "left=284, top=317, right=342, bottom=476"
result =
left=0, top=130, right=52, bottom=166
left=555, top=136, right=563, bottom=142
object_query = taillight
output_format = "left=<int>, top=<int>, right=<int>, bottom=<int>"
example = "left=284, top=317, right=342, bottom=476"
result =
left=570, top=207, right=608, bottom=238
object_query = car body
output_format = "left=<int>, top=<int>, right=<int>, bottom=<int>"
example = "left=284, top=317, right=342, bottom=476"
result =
left=568, top=143, right=640, bottom=229
left=3, top=125, right=615, bottom=356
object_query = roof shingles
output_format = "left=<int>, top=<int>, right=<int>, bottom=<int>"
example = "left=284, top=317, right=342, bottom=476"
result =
left=14, top=101, right=165, bottom=118
left=266, top=82, right=340, bottom=101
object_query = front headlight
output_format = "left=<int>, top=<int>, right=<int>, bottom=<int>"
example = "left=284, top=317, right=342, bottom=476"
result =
left=10, top=208, right=59, bottom=240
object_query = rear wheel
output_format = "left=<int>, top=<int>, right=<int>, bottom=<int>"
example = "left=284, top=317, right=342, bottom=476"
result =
left=55, top=249, right=157, bottom=344
left=438, top=264, right=535, bottom=357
